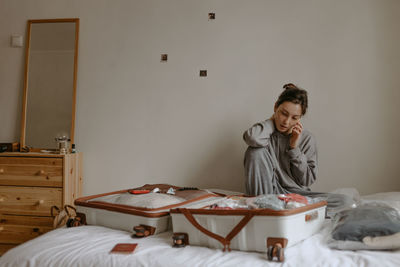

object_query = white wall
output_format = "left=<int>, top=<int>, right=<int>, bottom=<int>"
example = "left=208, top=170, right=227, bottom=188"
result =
left=1, top=0, right=399, bottom=195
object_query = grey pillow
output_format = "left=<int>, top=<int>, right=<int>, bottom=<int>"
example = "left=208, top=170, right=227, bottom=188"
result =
left=332, top=204, right=400, bottom=242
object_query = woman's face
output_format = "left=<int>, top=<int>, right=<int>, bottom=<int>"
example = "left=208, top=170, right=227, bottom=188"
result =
left=273, top=101, right=302, bottom=133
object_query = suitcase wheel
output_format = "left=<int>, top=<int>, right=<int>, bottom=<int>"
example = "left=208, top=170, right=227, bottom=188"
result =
left=172, top=232, right=189, bottom=248
left=276, top=245, right=284, bottom=262
left=267, top=246, right=273, bottom=260
left=266, top=237, right=287, bottom=262
left=132, top=224, right=156, bottom=238
left=266, top=243, right=284, bottom=262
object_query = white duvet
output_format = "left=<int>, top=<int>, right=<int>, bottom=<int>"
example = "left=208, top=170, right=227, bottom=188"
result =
left=1, top=222, right=400, bottom=267
left=1, top=191, right=400, bottom=267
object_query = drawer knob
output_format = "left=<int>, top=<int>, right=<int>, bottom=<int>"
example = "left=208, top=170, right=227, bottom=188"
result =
left=0, top=226, right=3, bottom=231
left=0, top=198, right=4, bottom=202
left=37, top=170, right=46, bottom=175
left=0, top=168, right=4, bottom=174
left=36, top=199, right=44, bottom=205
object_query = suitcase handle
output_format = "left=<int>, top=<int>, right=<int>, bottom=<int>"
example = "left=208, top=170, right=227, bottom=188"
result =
left=305, top=211, right=318, bottom=222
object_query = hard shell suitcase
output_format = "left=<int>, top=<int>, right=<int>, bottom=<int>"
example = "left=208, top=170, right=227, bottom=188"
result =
left=170, top=197, right=327, bottom=261
left=75, top=184, right=223, bottom=237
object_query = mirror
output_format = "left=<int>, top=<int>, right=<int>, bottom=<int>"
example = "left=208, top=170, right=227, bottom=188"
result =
left=20, top=18, right=79, bottom=151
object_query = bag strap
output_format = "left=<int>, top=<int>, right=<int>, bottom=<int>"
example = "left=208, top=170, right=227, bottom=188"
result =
left=51, top=205, right=60, bottom=217
left=225, top=212, right=255, bottom=249
left=63, top=205, right=76, bottom=216
left=179, top=208, right=254, bottom=251
left=180, top=209, right=227, bottom=248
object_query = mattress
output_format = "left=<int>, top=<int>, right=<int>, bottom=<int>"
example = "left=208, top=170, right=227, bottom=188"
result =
left=1, top=222, right=400, bottom=267
left=2, top=191, right=399, bottom=267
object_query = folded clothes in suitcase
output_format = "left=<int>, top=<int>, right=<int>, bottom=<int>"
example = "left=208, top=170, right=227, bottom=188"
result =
left=170, top=195, right=327, bottom=261
left=75, top=184, right=223, bottom=236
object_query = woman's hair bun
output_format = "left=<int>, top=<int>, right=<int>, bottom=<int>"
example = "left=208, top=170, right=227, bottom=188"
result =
left=276, top=83, right=308, bottom=115
left=283, top=83, right=298, bottom=90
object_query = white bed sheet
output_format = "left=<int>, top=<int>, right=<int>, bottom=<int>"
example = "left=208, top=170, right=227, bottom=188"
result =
left=1, top=191, right=400, bottom=267
left=1, top=222, right=400, bottom=267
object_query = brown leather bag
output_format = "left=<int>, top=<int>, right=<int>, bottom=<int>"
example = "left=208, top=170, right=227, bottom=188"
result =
left=51, top=205, right=85, bottom=228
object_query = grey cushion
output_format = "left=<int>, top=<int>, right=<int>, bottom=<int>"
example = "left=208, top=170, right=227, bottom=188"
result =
left=332, top=204, right=400, bottom=242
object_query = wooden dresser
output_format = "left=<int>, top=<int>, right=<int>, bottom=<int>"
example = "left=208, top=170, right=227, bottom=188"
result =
left=0, top=152, right=82, bottom=255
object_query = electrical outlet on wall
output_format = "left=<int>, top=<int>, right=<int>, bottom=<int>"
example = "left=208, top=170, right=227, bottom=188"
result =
left=200, top=70, right=207, bottom=77
left=161, top=54, right=168, bottom=62
left=208, top=13, right=215, bottom=20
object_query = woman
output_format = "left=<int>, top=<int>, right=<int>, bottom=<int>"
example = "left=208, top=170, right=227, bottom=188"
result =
left=243, top=83, right=351, bottom=213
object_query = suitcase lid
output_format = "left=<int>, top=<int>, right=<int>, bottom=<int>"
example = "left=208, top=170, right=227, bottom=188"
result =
left=74, top=184, right=223, bottom=218
left=170, top=199, right=327, bottom=216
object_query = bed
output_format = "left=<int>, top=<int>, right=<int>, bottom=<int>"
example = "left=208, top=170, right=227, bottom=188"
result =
left=1, top=192, right=400, bottom=267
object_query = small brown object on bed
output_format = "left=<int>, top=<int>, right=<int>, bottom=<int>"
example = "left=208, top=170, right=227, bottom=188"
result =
left=110, top=243, right=138, bottom=254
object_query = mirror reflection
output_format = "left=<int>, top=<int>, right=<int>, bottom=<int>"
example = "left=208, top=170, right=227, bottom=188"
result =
left=22, top=19, right=79, bottom=150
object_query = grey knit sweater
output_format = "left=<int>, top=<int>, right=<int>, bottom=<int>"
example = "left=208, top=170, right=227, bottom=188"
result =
left=243, top=119, right=318, bottom=191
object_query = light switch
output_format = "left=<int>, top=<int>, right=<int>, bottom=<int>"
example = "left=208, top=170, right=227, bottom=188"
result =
left=11, top=35, right=23, bottom=47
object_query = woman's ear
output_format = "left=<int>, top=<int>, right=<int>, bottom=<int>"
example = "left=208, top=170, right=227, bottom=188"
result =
left=274, top=103, right=278, bottom=113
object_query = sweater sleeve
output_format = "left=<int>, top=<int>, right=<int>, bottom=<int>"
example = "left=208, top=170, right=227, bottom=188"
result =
left=286, top=133, right=318, bottom=187
left=243, top=119, right=275, bottom=147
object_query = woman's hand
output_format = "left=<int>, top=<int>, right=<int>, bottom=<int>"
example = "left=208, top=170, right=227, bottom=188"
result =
left=289, top=122, right=303, bottom=149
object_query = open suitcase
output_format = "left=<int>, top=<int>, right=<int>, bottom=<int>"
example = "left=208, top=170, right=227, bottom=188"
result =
left=74, top=184, right=223, bottom=237
left=170, top=197, right=327, bottom=262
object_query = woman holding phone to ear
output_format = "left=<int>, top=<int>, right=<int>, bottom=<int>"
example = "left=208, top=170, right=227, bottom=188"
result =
left=243, top=83, right=350, bottom=213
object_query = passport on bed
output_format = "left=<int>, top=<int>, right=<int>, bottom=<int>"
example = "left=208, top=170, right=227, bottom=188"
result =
left=110, top=243, right=138, bottom=254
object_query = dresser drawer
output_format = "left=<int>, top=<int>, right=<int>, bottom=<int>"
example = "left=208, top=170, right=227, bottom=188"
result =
left=0, top=157, right=63, bottom=187
left=0, top=186, right=62, bottom=216
left=0, top=214, right=53, bottom=244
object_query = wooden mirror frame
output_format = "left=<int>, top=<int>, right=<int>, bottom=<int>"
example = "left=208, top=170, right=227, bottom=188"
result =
left=20, top=18, right=79, bottom=152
